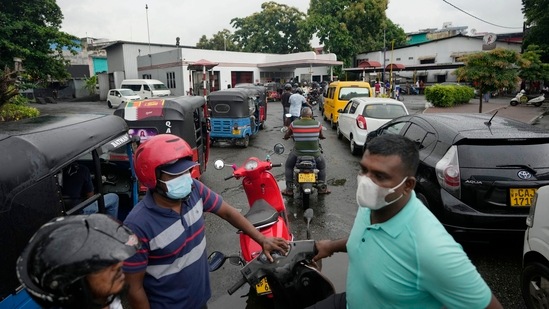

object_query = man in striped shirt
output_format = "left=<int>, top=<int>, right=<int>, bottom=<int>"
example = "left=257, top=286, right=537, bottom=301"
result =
left=123, top=134, right=289, bottom=309
left=282, top=107, right=330, bottom=196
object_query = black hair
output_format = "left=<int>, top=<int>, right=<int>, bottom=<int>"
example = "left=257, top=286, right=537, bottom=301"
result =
left=365, top=134, right=419, bottom=176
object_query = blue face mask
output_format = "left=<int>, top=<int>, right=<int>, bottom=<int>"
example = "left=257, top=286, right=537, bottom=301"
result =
left=160, top=173, right=193, bottom=199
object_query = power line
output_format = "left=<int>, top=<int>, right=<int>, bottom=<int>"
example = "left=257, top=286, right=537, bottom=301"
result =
left=442, top=0, right=522, bottom=29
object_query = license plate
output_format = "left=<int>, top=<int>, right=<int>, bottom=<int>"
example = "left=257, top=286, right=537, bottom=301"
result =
left=255, top=277, right=271, bottom=295
left=298, top=173, right=316, bottom=183
left=510, top=188, right=536, bottom=207
left=232, top=129, right=240, bottom=135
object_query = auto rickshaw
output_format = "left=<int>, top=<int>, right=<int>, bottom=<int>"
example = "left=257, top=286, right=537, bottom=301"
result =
left=234, top=83, right=268, bottom=128
left=264, top=81, right=281, bottom=102
left=0, top=114, right=139, bottom=309
left=208, top=88, right=262, bottom=147
left=113, top=96, right=210, bottom=181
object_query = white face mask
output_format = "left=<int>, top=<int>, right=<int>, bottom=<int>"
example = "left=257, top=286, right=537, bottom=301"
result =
left=356, top=175, right=408, bottom=210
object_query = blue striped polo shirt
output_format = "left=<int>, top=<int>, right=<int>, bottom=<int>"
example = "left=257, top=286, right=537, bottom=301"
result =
left=123, top=179, right=222, bottom=309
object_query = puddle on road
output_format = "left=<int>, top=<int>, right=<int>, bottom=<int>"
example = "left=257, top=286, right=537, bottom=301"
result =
left=327, top=178, right=346, bottom=186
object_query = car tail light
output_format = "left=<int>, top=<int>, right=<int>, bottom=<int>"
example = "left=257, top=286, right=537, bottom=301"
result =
left=435, top=145, right=461, bottom=199
left=356, top=115, right=367, bottom=130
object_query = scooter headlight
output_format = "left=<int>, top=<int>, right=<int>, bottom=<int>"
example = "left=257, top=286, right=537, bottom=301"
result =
left=244, top=159, right=259, bottom=171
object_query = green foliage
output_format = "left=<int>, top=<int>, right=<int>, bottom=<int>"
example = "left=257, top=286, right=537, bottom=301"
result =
left=9, top=93, right=30, bottom=106
left=520, top=45, right=549, bottom=82
left=230, top=2, right=312, bottom=53
left=0, top=0, right=80, bottom=82
left=307, top=0, right=406, bottom=66
left=84, top=75, right=98, bottom=95
left=0, top=103, right=40, bottom=122
left=425, top=85, right=474, bottom=107
left=522, top=0, right=549, bottom=62
left=455, top=48, right=523, bottom=111
left=196, top=29, right=241, bottom=51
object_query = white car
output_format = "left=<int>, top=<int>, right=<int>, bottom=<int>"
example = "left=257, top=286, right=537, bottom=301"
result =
left=336, top=97, right=409, bottom=155
left=106, top=89, right=141, bottom=108
left=522, top=185, right=549, bottom=308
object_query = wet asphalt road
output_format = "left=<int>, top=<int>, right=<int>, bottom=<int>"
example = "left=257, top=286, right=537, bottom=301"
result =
left=32, top=98, right=542, bottom=308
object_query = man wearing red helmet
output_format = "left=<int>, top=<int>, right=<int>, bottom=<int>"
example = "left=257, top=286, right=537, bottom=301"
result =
left=123, top=134, right=289, bottom=309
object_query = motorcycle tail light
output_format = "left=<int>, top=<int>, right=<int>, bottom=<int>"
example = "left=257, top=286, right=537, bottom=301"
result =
left=435, top=145, right=461, bottom=199
left=356, top=115, right=367, bottom=130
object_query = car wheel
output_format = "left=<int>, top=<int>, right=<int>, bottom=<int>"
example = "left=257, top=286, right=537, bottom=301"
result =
left=521, top=262, right=549, bottom=308
left=107, top=101, right=113, bottom=109
left=323, top=113, right=328, bottom=121
left=535, top=101, right=543, bottom=107
left=336, top=124, right=343, bottom=140
left=350, top=136, right=360, bottom=155
left=330, top=117, right=336, bottom=129
left=510, top=100, right=519, bottom=106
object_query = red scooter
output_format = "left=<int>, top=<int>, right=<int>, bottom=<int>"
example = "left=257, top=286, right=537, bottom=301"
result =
left=213, top=144, right=293, bottom=295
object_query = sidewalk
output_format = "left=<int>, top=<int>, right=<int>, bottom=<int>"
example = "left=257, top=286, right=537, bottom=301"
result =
left=401, top=94, right=547, bottom=125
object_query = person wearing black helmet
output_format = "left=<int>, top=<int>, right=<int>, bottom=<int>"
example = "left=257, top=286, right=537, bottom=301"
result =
left=281, top=83, right=293, bottom=126
left=16, top=214, right=140, bottom=309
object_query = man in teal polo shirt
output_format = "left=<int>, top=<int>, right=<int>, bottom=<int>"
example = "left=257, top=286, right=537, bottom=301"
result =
left=308, top=134, right=502, bottom=309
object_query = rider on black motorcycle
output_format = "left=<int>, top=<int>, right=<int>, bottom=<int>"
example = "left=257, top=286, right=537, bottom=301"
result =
left=281, top=107, right=330, bottom=196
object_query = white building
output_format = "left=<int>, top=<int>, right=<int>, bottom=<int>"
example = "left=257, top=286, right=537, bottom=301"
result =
left=99, top=41, right=342, bottom=99
left=348, top=34, right=522, bottom=86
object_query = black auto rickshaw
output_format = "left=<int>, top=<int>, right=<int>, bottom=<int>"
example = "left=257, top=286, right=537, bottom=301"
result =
left=114, top=96, right=210, bottom=181
left=208, top=88, right=264, bottom=147
left=0, top=114, right=138, bottom=309
left=234, top=83, right=268, bottom=128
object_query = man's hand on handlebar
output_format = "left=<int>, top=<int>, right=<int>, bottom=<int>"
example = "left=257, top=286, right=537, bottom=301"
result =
left=260, top=237, right=290, bottom=262
left=312, top=240, right=333, bottom=262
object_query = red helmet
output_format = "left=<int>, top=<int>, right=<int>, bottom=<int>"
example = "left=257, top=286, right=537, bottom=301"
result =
left=134, top=134, right=193, bottom=189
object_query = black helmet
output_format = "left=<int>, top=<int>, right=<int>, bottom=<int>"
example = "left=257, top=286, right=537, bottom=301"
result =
left=284, top=83, right=292, bottom=91
left=295, top=87, right=304, bottom=94
left=312, top=82, right=320, bottom=89
left=17, top=214, right=140, bottom=308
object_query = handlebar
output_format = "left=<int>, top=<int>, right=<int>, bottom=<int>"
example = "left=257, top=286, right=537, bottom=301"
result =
left=271, top=163, right=282, bottom=167
left=227, top=276, right=248, bottom=295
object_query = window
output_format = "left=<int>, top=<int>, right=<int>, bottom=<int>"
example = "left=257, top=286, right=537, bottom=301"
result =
left=420, top=58, right=435, bottom=64
left=166, top=72, right=176, bottom=89
left=396, top=57, right=401, bottom=61
left=408, top=57, right=414, bottom=60
left=142, top=74, right=152, bottom=79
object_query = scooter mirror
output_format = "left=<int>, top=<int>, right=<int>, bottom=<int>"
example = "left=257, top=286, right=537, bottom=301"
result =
left=274, top=143, right=285, bottom=155
left=304, top=208, right=314, bottom=223
left=228, top=256, right=245, bottom=266
left=208, top=251, right=227, bottom=272
left=213, top=160, right=225, bottom=170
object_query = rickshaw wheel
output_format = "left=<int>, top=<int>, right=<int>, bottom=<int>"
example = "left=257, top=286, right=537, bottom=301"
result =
left=242, top=135, right=250, bottom=148
left=259, top=121, right=265, bottom=130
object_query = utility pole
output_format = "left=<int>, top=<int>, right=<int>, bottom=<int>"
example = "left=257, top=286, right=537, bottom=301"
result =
left=145, top=4, right=151, bottom=54
left=382, top=27, right=386, bottom=84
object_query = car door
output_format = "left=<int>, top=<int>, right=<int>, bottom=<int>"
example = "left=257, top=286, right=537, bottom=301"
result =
left=112, top=90, right=123, bottom=107
left=338, top=100, right=355, bottom=139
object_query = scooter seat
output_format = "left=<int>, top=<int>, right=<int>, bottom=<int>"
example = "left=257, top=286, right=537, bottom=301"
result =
left=244, top=199, right=279, bottom=228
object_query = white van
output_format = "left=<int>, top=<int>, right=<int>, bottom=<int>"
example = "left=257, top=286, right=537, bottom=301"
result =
left=120, top=79, right=171, bottom=99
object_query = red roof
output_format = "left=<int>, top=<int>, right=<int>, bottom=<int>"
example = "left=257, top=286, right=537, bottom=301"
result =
left=188, top=59, right=218, bottom=70
left=385, top=63, right=405, bottom=70
left=358, top=60, right=382, bottom=68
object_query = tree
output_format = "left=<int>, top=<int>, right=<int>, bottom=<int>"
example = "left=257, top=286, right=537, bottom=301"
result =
left=455, top=48, right=525, bottom=113
left=196, top=29, right=241, bottom=51
left=0, top=0, right=79, bottom=84
left=230, top=2, right=313, bottom=54
left=519, top=44, right=549, bottom=84
left=522, top=0, right=549, bottom=62
left=307, top=0, right=406, bottom=67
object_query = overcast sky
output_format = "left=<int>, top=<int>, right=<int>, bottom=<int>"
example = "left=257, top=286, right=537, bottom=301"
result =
left=56, top=0, right=525, bottom=47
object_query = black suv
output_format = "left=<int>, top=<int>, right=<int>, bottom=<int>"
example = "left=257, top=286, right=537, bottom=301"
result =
left=366, top=113, right=549, bottom=237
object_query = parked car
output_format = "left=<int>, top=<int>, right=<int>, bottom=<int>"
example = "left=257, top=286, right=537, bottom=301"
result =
left=366, top=113, right=549, bottom=238
left=107, top=89, right=141, bottom=108
left=522, top=185, right=549, bottom=308
left=336, top=97, right=408, bottom=155
left=120, top=79, right=171, bottom=99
